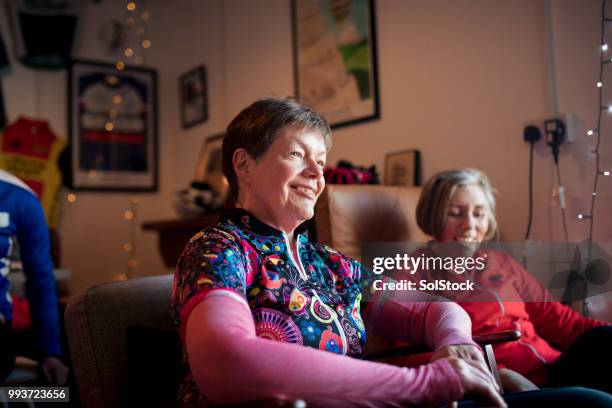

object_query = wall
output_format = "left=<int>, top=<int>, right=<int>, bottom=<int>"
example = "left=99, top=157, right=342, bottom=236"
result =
left=0, top=0, right=610, bottom=293
left=0, top=0, right=198, bottom=291
left=219, top=0, right=611, bottom=245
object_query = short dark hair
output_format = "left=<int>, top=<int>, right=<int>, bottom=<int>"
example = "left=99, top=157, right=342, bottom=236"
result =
left=222, top=97, right=332, bottom=201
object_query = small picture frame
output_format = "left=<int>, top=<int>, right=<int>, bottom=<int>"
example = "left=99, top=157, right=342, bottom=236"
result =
left=194, top=133, right=229, bottom=202
left=179, top=65, right=208, bottom=129
left=384, top=149, right=421, bottom=186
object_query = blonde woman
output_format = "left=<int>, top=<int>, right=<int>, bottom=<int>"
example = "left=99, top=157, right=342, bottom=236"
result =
left=413, top=168, right=611, bottom=394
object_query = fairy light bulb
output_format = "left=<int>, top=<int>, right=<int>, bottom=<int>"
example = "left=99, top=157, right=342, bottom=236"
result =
left=587, top=129, right=595, bottom=136
left=602, top=43, right=609, bottom=51
left=597, top=81, right=603, bottom=87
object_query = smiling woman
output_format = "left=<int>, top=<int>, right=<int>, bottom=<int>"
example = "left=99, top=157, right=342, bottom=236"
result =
left=411, top=168, right=612, bottom=394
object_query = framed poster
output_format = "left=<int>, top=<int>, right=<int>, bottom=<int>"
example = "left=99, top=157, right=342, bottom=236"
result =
left=194, top=133, right=229, bottom=202
left=179, top=65, right=208, bottom=129
left=384, top=149, right=421, bottom=186
left=292, top=0, right=379, bottom=128
left=68, top=59, right=158, bottom=191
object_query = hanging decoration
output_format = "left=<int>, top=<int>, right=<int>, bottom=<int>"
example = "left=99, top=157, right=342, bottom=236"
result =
left=3, top=0, right=84, bottom=69
left=115, top=1, right=152, bottom=71
left=579, top=0, right=611, bottom=253
left=0, top=117, right=66, bottom=229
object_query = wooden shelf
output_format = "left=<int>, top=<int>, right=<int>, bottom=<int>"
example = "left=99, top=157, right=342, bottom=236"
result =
left=142, top=211, right=223, bottom=268
left=143, top=210, right=317, bottom=268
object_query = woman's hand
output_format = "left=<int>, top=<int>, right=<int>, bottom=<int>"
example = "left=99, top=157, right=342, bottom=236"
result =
left=431, top=344, right=490, bottom=376
left=499, top=368, right=539, bottom=393
left=433, top=345, right=506, bottom=407
left=444, top=357, right=506, bottom=408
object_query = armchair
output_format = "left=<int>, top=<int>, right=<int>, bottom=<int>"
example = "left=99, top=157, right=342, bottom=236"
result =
left=64, top=274, right=177, bottom=408
left=64, top=275, right=309, bottom=408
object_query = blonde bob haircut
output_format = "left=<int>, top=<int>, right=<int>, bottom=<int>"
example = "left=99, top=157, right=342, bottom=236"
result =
left=416, top=168, right=498, bottom=241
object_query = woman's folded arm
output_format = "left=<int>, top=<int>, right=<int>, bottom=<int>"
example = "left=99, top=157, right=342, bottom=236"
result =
left=364, top=289, right=476, bottom=350
left=184, top=293, right=464, bottom=407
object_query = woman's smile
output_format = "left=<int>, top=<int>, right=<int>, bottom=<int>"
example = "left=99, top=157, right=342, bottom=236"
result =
left=290, top=184, right=317, bottom=199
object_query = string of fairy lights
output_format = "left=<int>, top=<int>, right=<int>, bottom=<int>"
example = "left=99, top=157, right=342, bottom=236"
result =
left=65, top=196, right=140, bottom=281
left=578, top=0, right=611, bottom=255
left=65, top=1, right=152, bottom=280
left=118, top=198, right=140, bottom=281
left=104, top=1, right=151, bottom=134
left=115, top=0, right=151, bottom=71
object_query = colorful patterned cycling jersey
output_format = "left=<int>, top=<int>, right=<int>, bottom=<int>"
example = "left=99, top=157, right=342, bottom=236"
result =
left=170, top=209, right=370, bottom=405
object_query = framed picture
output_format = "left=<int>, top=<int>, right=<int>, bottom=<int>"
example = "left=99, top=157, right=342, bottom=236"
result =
left=179, top=65, right=208, bottom=129
left=68, top=59, right=158, bottom=191
left=292, top=0, right=379, bottom=129
left=384, top=149, right=421, bottom=186
left=194, top=133, right=229, bottom=202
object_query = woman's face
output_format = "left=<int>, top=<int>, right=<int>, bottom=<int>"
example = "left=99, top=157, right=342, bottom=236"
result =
left=439, top=184, right=490, bottom=243
left=242, top=126, right=326, bottom=232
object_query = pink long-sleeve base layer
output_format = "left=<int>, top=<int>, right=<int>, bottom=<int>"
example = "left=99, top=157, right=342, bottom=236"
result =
left=183, top=291, right=474, bottom=407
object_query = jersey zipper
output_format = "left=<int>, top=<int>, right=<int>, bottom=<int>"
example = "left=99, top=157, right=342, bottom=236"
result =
left=514, top=321, right=547, bottom=364
left=282, top=232, right=348, bottom=354
left=283, top=232, right=308, bottom=281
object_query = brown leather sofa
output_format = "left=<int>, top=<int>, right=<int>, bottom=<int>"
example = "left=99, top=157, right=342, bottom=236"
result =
left=314, top=184, right=429, bottom=260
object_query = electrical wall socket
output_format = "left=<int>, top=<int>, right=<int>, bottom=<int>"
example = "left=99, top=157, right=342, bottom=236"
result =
left=524, top=112, right=577, bottom=143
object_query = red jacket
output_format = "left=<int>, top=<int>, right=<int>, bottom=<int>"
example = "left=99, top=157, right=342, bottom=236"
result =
left=405, top=248, right=607, bottom=385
